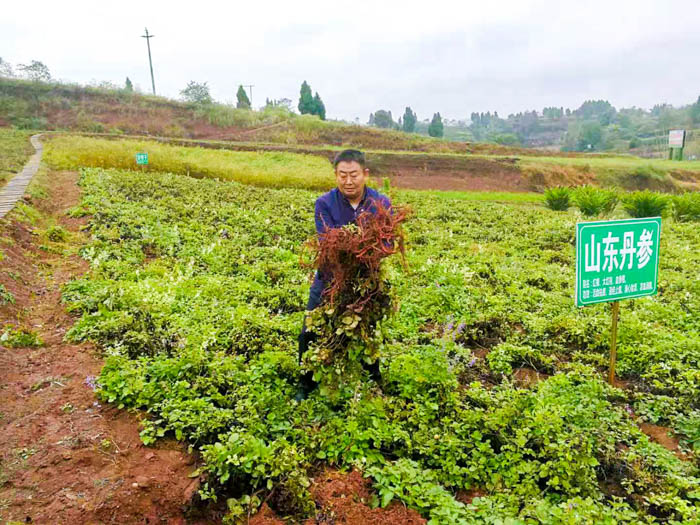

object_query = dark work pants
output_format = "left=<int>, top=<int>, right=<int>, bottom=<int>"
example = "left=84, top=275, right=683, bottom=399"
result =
left=298, top=273, right=381, bottom=384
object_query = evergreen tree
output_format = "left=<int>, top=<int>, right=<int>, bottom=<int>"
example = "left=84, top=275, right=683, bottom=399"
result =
left=368, top=113, right=375, bottom=126
left=428, top=112, right=444, bottom=137
left=298, top=81, right=314, bottom=114
left=402, top=106, right=417, bottom=132
left=236, top=85, right=251, bottom=109
left=125, top=77, right=133, bottom=92
left=312, top=92, right=326, bottom=120
left=372, top=110, right=394, bottom=128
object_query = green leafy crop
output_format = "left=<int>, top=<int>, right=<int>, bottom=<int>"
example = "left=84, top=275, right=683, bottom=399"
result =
left=60, top=167, right=699, bottom=523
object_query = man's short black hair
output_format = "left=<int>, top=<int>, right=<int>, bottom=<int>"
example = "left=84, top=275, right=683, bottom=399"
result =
left=333, top=149, right=366, bottom=169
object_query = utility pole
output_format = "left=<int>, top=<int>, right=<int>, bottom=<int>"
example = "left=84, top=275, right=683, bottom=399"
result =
left=141, top=27, right=156, bottom=95
left=243, top=84, right=254, bottom=107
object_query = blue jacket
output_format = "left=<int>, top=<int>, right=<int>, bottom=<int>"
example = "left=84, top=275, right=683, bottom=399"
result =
left=307, top=186, right=391, bottom=310
left=314, top=186, right=391, bottom=235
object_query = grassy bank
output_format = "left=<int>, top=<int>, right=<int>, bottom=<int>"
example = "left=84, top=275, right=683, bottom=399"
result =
left=0, top=128, right=34, bottom=189
left=44, top=134, right=700, bottom=195
left=44, top=134, right=336, bottom=191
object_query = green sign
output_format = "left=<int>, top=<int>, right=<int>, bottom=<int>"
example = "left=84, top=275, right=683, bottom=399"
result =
left=136, top=152, right=149, bottom=165
left=575, top=217, right=661, bottom=307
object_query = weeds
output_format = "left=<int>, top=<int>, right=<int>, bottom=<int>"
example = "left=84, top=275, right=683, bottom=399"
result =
left=671, top=192, right=700, bottom=222
left=1, top=324, right=43, bottom=347
left=572, top=185, right=619, bottom=216
left=544, top=186, right=571, bottom=211
left=622, top=190, right=669, bottom=218
left=0, top=284, right=15, bottom=305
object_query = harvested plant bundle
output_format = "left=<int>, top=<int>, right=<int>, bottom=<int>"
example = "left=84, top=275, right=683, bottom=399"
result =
left=303, top=202, right=409, bottom=384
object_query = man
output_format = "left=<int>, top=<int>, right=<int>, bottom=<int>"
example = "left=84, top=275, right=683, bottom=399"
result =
left=297, top=149, right=391, bottom=397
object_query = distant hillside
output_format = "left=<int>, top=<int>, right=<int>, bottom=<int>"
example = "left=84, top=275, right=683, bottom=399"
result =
left=0, top=78, right=617, bottom=158
left=430, top=98, right=700, bottom=155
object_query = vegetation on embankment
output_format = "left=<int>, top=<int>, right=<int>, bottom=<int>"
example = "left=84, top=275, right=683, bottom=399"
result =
left=43, top=134, right=335, bottom=191
left=0, top=128, right=34, bottom=188
left=43, top=134, right=700, bottom=193
left=1, top=76, right=677, bottom=160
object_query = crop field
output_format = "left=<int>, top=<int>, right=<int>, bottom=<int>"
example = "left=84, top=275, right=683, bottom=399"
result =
left=34, top=157, right=697, bottom=523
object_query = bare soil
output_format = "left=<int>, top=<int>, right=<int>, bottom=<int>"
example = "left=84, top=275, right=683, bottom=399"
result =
left=512, top=367, right=550, bottom=388
left=303, top=469, right=425, bottom=525
left=0, top=171, right=216, bottom=524
left=638, top=422, right=689, bottom=460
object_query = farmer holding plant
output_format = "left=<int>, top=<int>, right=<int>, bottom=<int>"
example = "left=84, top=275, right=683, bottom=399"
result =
left=296, top=149, right=398, bottom=399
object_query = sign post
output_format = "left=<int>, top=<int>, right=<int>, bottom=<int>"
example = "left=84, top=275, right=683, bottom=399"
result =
left=136, top=152, right=149, bottom=165
left=668, top=130, right=685, bottom=161
left=575, top=217, right=661, bottom=383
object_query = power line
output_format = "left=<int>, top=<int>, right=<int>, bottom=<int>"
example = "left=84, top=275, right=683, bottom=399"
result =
left=141, top=27, right=156, bottom=95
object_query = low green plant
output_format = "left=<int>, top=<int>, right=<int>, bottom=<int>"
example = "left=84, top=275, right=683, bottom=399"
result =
left=367, top=459, right=470, bottom=522
left=671, top=192, right=700, bottom=222
left=46, top=225, right=68, bottom=242
left=0, top=284, right=15, bottom=305
left=572, top=185, right=619, bottom=216
left=0, top=325, right=44, bottom=347
left=674, top=412, right=700, bottom=452
left=544, top=186, right=571, bottom=211
left=622, top=190, right=669, bottom=218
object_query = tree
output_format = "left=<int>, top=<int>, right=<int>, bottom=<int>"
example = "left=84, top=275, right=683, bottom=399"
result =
left=236, top=85, right=251, bottom=109
left=575, top=100, right=616, bottom=126
left=428, top=112, right=444, bottom=137
left=372, top=110, right=394, bottom=128
left=577, top=121, right=604, bottom=151
left=312, top=92, right=326, bottom=120
left=180, top=81, right=212, bottom=104
left=690, top=95, right=700, bottom=125
left=368, top=113, right=375, bottom=126
left=266, top=98, right=293, bottom=111
left=125, top=77, right=133, bottom=92
left=0, top=57, right=14, bottom=78
left=298, top=81, right=314, bottom=114
left=402, top=106, right=417, bottom=132
left=17, top=60, right=50, bottom=82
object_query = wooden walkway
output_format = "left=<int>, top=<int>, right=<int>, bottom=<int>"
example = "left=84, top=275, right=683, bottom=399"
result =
left=0, top=134, right=43, bottom=219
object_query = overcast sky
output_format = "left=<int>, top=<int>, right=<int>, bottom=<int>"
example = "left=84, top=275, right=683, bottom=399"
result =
left=3, top=0, right=699, bottom=122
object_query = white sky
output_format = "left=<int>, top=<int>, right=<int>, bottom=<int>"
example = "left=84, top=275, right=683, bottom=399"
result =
left=2, top=0, right=699, bottom=122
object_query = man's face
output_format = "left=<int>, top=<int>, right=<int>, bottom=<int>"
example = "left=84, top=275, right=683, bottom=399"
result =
left=335, top=161, right=369, bottom=201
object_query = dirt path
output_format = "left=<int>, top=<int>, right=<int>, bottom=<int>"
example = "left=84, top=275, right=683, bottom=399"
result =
left=0, top=170, right=214, bottom=524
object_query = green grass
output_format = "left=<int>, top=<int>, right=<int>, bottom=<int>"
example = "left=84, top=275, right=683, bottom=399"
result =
left=399, top=188, right=543, bottom=203
left=0, top=128, right=34, bottom=188
left=44, top=135, right=336, bottom=191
